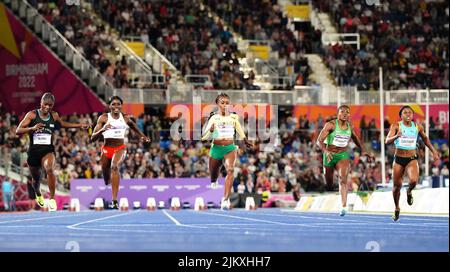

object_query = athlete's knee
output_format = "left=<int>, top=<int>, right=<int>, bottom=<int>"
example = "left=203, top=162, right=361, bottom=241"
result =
left=111, top=164, right=119, bottom=172
left=45, top=167, right=55, bottom=176
left=339, top=175, right=348, bottom=185
left=226, top=168, right=233, bottom=176
left=409, top=178, right=418, bottom=184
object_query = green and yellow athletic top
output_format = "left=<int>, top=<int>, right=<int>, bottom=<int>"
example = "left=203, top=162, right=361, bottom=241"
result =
left=201, top=112, right=246, bottom=141
left=325, top=119, right=352, bottom=147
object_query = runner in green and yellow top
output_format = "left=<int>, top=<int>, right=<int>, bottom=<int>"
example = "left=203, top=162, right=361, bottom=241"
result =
left=316, top=105, right=375, bottom=216
left=202, top=93, right=253, bottom=210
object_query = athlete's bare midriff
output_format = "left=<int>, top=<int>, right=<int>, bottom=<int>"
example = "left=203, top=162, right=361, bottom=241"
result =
left=213, top=139, right=234, bottom=146
left=326, top=144, right=348, bottom=154
left=104, top=138, right=125, bottom=147
left=395, top=149, right=417, bottom=158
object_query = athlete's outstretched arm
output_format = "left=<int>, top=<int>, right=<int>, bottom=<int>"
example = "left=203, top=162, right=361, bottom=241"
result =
left=418, top=124, right=440, bottom=161
left=91, top=114, right=109, bottom=142
left=385, top=123, right=401, bottom=145
left=15, top=111, right=43, bottom=135
left=235, top=117, right=253, bottom=149
left=316, top=121, right=334, bottom=152
left=351, top=125, right=374, bottom=162
left=201, top=116, right=215, bottom=141
left=53, top=112, right=90, bottom=129
left=125, top=115, right=150, bottom=142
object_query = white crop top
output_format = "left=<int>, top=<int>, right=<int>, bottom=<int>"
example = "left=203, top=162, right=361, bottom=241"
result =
left=201, top=113, right=246, bottom=140
left=102, top=113, right=129, bottom=139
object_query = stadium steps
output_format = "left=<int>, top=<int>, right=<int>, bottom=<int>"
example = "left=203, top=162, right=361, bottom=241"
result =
left=83, top=1, right=184, bottom=87
left=201, top=1, right=275, bottom=89
left=304, top=54, right=338, bottom=103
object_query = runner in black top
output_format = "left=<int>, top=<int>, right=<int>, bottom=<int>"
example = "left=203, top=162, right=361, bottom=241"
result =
left=15, top=93, right=89, bottom=211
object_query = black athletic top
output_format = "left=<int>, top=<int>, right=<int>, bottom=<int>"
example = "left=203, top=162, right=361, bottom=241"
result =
left=28, top=109, right=57, bottom=149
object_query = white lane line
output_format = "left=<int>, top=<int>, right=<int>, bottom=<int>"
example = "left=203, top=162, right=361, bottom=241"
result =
left=241, top=210, right=371, bottom=222
left=162, top=210, right=182, bottom=225
left=226, top=209, right=381, bottom=225
left=0, top=213, right=90, bottom=224
left=195, top=210, right=311, bottom=226
left=280, top=209, right=449, bottom=219
left=97, top=223, right=262, bottom=227
left=190, top=210, right=449, bottom=229
left=248, top=210, right=449, bottom=225
left=162, top=210, right=207, bottom=229
left=67, top=211, right=139, bottom=229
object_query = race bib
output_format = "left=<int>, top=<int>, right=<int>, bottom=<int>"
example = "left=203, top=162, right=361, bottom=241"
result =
left=103, top=128, right=126, bottom=139
left=216, top=125, right=235, bottom=139
left=331, top=134, right=351, bottom=147
left=33, top=133, right=51, bottom=145
left=398, top=136, right=416, bottom=148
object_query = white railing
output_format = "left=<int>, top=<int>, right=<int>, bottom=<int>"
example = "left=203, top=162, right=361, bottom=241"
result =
left=109, top=85, right=322, bottom=105
left=322, top=33, right=360, bottom=50
left=338, top=88, right=449, bottom=105
left=105, top=88, right=168, bottom=105
left=108, top=86, right=449, bottom=106
left=117, top=41, right=154, bottom=81
left=122, top=36, right=179, bottom=77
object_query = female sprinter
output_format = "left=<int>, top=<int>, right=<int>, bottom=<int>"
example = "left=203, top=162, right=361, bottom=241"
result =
left=16, top=93, right=89, bottom=211
left=201, top=93, right=253, bottom=210
left=385, top=105, right=440, bottom=221
left=316, top=105, right=375, bottom=216
left=91, top=96, right=150, bottom=209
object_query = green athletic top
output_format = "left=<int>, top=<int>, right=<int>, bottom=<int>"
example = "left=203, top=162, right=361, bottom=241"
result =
left=325, top=119, right=352, bottom=148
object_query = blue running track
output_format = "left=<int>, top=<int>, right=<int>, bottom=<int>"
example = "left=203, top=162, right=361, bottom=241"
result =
left=0, top=208, right=447, bottom=252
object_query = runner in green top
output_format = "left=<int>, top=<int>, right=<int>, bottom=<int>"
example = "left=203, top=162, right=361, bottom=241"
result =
left=316, top=105, right=375, bottom=216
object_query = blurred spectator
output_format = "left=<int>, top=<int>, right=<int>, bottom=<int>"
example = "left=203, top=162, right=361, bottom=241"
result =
left=2, top=178, right=15, bottom=211
left=315, top=0, right=449, bottom=90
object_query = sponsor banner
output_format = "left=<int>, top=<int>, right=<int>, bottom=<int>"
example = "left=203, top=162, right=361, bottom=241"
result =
left=293, top=104, right=449, bottom=131
left=70, top=178, right=225, bottom=210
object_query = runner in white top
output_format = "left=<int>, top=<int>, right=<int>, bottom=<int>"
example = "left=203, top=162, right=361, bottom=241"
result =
left=91, top=96, right=150, bottom=209
left=202, top=93, right=253, bottom=210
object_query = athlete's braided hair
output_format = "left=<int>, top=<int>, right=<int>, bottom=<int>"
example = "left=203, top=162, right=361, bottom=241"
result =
left=399, top=105, right=414, bottom=117
left=108, top=96, right=123, bottom=105
left=41, top=92, right=55, bottom=103
left=215, top=93, right=230, bottom=104
left=337, top=105, right=350, bottom=112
